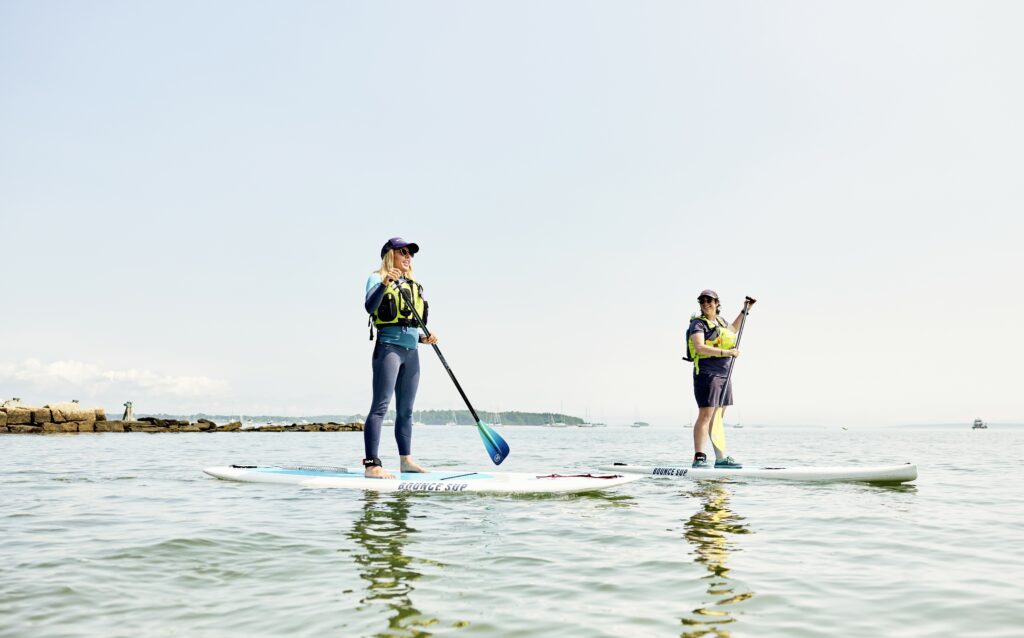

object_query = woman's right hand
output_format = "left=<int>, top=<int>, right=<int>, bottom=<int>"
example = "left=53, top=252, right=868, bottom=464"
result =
left=726, top=348, right=740, bottom=358
left=382, top=268, right=403, bottom=285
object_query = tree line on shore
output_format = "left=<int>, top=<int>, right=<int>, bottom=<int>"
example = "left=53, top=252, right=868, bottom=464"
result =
left=142, top=410, right=585, bottom=426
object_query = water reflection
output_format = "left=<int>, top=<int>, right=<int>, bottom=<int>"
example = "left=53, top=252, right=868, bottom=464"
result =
left=347, top=492, right=441, bottom=637
left=680, top=484, right=754, bottom=637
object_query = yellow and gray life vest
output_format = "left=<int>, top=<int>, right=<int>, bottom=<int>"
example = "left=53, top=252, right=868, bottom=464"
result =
left=685, top=314, right=737, bottom=374
left=370, top=278, right=428, bottom=333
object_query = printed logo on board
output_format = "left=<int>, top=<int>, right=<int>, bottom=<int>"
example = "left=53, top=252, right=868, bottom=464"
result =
left=653, top=467, right=688, bottom=476
left=398, top=482, right=469, bottom=492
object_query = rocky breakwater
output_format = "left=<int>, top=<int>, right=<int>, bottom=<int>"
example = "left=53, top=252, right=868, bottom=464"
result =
left=1, top=401, right=108, bottom=434
left=0, top=402, right=363, bottom=434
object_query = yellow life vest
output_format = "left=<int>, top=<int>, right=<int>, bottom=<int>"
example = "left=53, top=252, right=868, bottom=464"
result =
left=686, top=314, right=737, bottom=374
left=372, top=278, right=428, bottom=328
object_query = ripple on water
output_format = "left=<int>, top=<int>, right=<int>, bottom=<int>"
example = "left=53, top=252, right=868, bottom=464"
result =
left=1, top=428, right=1023, bottom=637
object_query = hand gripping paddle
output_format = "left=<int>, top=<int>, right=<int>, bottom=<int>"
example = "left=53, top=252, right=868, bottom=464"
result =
left=393, top=278, right=510, bottom=464
left=710, top=296, right=756, bottom=454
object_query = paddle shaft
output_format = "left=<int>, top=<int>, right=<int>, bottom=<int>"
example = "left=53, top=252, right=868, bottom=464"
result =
left=718, top=296, right=756, bottom=409
left=392, top=280, right=482, bottom=424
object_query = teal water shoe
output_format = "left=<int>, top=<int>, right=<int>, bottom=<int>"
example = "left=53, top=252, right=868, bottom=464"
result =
left=714, top=456, right=743, bottom=469
left=692, top=457, right=709, bottom=468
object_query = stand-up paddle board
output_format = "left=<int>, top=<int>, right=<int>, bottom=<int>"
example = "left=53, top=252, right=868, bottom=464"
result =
left=598, top=462, right=917, bottom=484
left=204, top=465, right=641, bottom=494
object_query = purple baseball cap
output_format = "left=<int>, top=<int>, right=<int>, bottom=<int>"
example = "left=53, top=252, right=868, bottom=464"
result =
left=380, top=237, right=420, bottom=258
left=697, top=289, right=719, bottom=300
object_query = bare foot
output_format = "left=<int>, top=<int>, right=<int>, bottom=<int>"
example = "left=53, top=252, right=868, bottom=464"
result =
left=400, top=456, right=428, bottom=473
left=364, top=465, right=394, bottom=479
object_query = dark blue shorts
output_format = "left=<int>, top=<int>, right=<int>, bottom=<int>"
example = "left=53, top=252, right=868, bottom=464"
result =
left=693, top=373, right=733, bottom=408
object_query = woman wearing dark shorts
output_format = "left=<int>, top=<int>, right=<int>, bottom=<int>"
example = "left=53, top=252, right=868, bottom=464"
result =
left=362, top=237, right=438, bottom=479
left=687, top=289, right=756, bottom=468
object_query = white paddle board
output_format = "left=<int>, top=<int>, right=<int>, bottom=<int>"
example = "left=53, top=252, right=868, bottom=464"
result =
left=204, top=465, right=641, bottom=494
left=598, top=462, right=917, bottom=483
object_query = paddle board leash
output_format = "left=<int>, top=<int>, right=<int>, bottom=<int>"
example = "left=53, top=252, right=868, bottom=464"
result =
left=710, top=296, right=756, bottom=454
left=392, top=278, right=511, bottom=464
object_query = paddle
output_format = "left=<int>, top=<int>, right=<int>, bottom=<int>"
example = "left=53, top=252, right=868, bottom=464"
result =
left=709, top=296, right=756, bottom=454
left=392, top=278, right=511, bottom=465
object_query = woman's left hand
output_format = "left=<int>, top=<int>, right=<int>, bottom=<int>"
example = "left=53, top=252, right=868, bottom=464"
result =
left=420, top=334, right=438, bottom=345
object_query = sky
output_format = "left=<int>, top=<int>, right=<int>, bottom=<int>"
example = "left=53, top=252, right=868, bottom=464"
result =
left=2, top=1, right=1021, bottom=426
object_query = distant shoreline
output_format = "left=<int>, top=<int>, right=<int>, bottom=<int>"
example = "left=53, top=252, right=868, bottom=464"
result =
left=0, top=403, right=364, bottom=435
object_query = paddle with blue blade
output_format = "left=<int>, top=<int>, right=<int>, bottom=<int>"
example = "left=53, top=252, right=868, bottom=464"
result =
left=393, top=278, right=510, bottom=464
left=709, top=296, right=756, bottom=454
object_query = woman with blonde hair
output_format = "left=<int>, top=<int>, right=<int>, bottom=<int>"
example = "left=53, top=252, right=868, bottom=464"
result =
left=362, top=237, right=437, bottom=478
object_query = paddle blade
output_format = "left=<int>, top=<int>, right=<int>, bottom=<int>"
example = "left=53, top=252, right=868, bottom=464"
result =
left=476, top=421, right=510, bottom=465
left=710, top=408, right=727, bottom=453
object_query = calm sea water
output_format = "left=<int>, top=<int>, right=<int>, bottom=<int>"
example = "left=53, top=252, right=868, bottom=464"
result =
left=2, top=425, right=1022, bottom=637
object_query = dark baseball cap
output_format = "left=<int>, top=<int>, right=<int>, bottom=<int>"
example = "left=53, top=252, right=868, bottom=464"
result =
left=380, top=237, right=420, bottom=258
left=697, top=289, right=719, bottom=300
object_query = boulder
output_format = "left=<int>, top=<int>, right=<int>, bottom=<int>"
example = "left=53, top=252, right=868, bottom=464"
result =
left=6, top=408, right=33, bottom=425
left=9, top=424, right=42, bottom=434
left=44, top=403, right=84, bottom=423
left=139, top=417, right=188, bottom=427
left=0, top=411, right=6, bottom=428
left=47, top=403, right=96, bottom=423
left=95, top=408, right=107, bottom=422
left=0, top=426, right=8, bottom=433
left=195, top=420, right=215, bottom=431
left=32, top=409, right=53, bottom=425
left=219, top=421, right=242, bottom=431
left=78, top=421, right=95, bottom=433
left=94, top=421, right=125, bottom=433
left=42, top=423, right=78, bottom=433
left=256, top=425, right=286, bottom=432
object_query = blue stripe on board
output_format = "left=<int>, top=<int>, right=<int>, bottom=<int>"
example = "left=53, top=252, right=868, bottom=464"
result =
left=257, top=467, right=492, bottom=481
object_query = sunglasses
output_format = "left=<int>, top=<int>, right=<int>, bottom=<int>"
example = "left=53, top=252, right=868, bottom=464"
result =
left=697, top=297, right=716, bottom=304
left=396, top=247, right=413, bottom=257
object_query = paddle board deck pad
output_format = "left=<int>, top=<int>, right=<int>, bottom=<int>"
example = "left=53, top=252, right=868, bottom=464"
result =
left=598, top=462, right=917, bottom=484
left=204, top=465, right=642, bottom=494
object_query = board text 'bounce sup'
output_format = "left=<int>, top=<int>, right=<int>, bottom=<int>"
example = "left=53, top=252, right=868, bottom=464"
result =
left=598, top=462, right=917, bottom=484
left=204, top=465, right=641, bottom=494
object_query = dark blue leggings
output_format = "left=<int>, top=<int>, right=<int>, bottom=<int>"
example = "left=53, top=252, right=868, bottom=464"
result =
left=364, top=342, right=420, bottom=459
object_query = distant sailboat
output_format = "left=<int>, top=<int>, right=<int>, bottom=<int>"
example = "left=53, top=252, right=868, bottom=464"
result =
left=545, top=414, right=567, bottom=428
left=552, top=402, right=567, bottom=427
left=972, top=418, right=987, bottom=430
